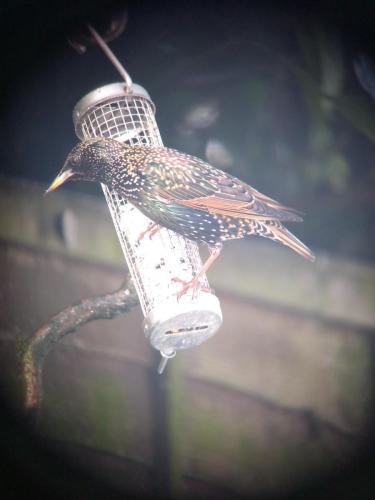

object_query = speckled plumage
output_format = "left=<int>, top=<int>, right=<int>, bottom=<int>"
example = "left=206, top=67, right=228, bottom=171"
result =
left=48, top=137, right=315, bottom=264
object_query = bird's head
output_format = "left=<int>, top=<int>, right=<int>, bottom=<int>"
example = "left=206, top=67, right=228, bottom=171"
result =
left=46, top=138, right=123, bottom=194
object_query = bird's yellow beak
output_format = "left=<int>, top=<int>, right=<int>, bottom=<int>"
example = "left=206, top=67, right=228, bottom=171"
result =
left=45, top=169, right=74, bottom=195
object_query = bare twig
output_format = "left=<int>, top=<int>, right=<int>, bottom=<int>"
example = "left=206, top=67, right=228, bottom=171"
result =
left=22, top=278, right=138, bottom=421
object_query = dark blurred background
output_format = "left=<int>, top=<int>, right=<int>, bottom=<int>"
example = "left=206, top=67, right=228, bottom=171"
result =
left=1, top=1, right=375, bottom=499
left=1, top=0, right=375, bottom=262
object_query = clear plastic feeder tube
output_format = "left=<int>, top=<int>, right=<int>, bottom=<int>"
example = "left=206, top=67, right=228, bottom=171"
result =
left=73, top=82, right=222, bottom=359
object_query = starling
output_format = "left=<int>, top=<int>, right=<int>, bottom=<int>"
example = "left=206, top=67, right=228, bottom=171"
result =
left=47, top=138, right=315, bottom=296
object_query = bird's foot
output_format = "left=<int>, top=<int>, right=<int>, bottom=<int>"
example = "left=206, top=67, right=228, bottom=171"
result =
left=172, top=276, right=211, bottom=300
left=138, top=222, right=160, bottom=243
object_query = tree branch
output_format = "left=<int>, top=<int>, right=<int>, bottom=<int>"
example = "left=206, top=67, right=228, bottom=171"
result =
left=22, top=278, right=139, bottom=421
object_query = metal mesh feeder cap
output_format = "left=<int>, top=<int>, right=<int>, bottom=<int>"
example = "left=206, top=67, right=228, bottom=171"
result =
left=73, top=82, right=223, bottom=366
left=73, top=83, right=155, bottom=138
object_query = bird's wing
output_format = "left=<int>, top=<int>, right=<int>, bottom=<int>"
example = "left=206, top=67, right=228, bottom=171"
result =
left=144, top=148, right=302, bottom=223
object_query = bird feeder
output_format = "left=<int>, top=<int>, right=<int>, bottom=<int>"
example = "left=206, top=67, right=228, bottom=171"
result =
left=73, top=81, right=222, bottom=371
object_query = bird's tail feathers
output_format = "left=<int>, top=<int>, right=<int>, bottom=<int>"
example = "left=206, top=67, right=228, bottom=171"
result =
left=263, top=223, right=315, bottom=262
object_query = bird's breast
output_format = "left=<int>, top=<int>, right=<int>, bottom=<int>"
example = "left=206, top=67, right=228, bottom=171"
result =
left=108, top=168, right=147, bottom=201
left=131, top=196, right=233, bottom=246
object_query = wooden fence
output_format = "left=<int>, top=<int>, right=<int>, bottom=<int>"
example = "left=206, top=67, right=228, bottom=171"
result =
left=0, top=178, right=374, bottom=498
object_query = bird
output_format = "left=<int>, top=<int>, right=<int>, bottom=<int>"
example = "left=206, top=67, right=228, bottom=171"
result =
left=46, top=137, right=315, bottom=297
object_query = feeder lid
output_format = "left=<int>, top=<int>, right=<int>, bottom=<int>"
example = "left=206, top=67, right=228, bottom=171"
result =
left=73, top=82, right=154, bottom=127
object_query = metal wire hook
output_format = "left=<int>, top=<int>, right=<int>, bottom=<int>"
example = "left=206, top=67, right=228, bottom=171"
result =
left=87, top=24, right=133, bottom=91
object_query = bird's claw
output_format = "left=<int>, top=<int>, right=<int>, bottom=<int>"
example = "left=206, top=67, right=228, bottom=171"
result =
left=137, top=223, right=160, bottom=243
left=172, top=276, right=211, bottom=300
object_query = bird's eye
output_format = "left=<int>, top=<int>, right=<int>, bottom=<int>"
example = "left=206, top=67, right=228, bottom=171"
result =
left=69, top=157, right=79, bottom=168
